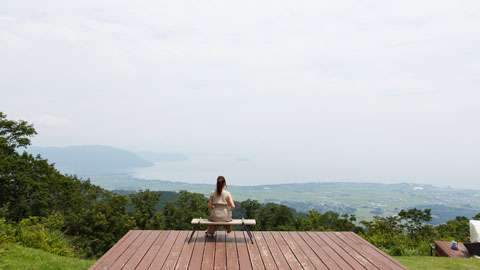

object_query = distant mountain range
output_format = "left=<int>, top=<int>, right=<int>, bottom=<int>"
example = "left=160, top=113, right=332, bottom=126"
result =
left=26, top=145, right=187, bottom=174
left=27, top=145, right=152, bottom=174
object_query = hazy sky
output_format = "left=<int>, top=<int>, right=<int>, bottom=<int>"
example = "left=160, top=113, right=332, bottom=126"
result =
left=1, top=0, right=479, bottom=188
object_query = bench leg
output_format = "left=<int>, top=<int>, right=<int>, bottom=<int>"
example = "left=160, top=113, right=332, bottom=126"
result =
left=430, top=244, right=436, bottom=256
left=189, top=223, right=199, bottom=243
left=243, top=224, right=254, bottom=244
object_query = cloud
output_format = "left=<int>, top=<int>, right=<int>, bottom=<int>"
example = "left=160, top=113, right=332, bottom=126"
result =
left=32, top=114, right=70, bottom=128
left=1, top=0, right=480, bottom=188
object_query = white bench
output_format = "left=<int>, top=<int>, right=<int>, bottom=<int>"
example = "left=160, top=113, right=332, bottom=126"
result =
left=189, top=218, right=256, bottom=243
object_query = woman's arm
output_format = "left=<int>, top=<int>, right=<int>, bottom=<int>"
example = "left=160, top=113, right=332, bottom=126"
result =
left=208, top=193, right=213, bottom=209
left=228, top=193, right=235, bottom=210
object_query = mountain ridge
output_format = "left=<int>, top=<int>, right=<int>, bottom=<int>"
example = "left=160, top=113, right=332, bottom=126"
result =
left=27, top=145, right=153, bottom=174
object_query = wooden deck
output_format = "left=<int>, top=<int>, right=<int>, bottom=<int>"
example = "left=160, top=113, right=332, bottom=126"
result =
left=90, top=230, right=407, bottom=270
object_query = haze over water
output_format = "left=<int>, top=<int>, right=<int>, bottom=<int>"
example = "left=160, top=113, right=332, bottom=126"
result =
left=2, top=1, right=480, bottom=190
left=131, top=152, right=479, bottom=189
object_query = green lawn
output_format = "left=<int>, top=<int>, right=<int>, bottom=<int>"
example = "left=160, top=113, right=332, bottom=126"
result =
left=0, top=244, right=94, bottom=270
left=2, top=243, right=480, bottom=270
left=395, top=256, right=480, bottom=270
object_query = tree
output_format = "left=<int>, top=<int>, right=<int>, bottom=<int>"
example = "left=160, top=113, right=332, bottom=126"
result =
left=397, top=208, right=433, bottom=239
left=68, top=189, right=135, bottom=257
left=0, top=146, right=77, bottom=221
left=0, top=112, right=36, bottom=154
left=240, top=199, right=260, bottom=219
left=129, top=190, right=164, bottom=229
left=1, top=112, right=41, bottom=220
left=435, top=216, right=470, bottom=242
left=163, top=191, right=209, bottom=230
left=296, top=209, right=358, bottom=231
left=0, top=111, right=138, bottom=258
left=359, top=208, right=436, bottom=256
left=256, top=203, right=295, bottom=231
left=360, top=215, right=410, bottom=256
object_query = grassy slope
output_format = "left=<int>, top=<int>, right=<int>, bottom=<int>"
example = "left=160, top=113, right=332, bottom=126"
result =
left=1, top=244, right=479, bottom=270
left=0, top=244, right=94, bottom=270
left=395, top=256, right=480, bottom=270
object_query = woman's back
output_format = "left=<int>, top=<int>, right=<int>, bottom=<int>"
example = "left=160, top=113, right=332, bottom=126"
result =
left=209, top=190, right=232, bottom=222
left=206, top=176, right=235, bottom=234
left=211, top=190, right=229, bottom=206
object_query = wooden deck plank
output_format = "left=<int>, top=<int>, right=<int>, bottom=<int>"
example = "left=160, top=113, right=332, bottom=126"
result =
left=91, top=230, right=142, bottom=270
left=175, top=231, right=199, bottom=270
left=310, top=232, right=363, bottom=270
left=122, top=230, right=160, bottom=270
left=161, top=231, right=190, bottom=270
left=188, top=231, right=207, bottom=270
left=89, top=230, right=134, bottom=270
left=135, top=231, right=170, bottom=270
left=345, top=232, right=407, bottom=270
left=289, top=232, right=329, bottom=270
left=243, top=231, right=265, bottom=270
left=214, top=231, right=227, bottom=270
left=201, top=233, right=216, bottom=270
left=332, top=232, right=398, bottom=270
left=271, top=231, right=303, bottom=270
left=323, top=232, right=378, bottom=270
left=252, top=231, right=278, bottom=270
left=261, top=231, right=290, bottom=270
left=226, top=230, right=239, bottom=270
left=280, top=231, right=316, bottom=270
left=92, top=230, right=407, bottom=270
left=109, top=230, right=152, bottom=269
left=147, top=230, right=180, bottom=269
left=235, top=231, right=253, bottom=270
left=298, top=231, right=348, bottom=270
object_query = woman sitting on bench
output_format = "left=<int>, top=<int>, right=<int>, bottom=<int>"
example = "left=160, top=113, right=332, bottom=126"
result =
left=206, top=176, right=235, bottom=236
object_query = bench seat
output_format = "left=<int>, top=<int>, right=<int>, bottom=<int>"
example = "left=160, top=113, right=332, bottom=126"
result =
left=189, top=218, right=256, bottom=243
left=190, top=218, right=256, bottom=226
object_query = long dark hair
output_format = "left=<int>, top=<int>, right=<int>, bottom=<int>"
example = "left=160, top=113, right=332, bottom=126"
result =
left=216, top=176, right=226, bottom=195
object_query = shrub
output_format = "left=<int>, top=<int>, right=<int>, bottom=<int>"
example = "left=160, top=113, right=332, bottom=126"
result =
left=14, top=216, right=74, bottom=257
left=0, top=218, right=15, bottom=243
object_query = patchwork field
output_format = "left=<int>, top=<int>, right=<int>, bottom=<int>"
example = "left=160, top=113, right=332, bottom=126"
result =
left=87, top=175, right=480, bottom=224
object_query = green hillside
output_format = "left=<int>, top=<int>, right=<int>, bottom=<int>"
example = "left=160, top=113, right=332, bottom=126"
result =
left=87, top=175, right=480, bottom=224
left=0, top=244, right=94, bottom=270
